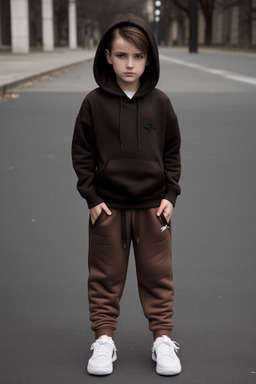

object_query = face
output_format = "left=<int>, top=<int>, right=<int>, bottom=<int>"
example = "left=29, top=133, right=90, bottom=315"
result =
left=105, top=36, right=148, bottom=92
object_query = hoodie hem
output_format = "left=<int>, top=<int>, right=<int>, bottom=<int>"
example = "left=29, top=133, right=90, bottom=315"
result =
left=106, top=200, right=161, bottom=210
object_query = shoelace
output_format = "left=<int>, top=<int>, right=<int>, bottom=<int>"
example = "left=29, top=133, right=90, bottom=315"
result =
left=152, top=338, right=180, bottom=356
left=91, top=338, right=117, bottom=357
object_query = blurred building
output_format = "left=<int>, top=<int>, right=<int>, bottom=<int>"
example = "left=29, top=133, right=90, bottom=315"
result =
left=0, top=0, right=155, bottom=53
left=0, top=0, right=255, bottom=53
left=0, top=0, right=77, bottom=53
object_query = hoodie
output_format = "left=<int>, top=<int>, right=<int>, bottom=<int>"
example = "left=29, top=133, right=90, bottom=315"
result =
left=72, top=14, right=181, bottom=209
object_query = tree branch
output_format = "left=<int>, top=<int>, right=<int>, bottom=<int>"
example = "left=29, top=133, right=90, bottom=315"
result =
left=215, top=0, right=240, bottom=11
left=172, top=0, right=190, bottom=17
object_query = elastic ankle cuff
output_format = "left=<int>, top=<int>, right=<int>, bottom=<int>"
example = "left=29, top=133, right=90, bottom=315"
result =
left=95, top=328, right=115, bottom=340
left=153, top=330, right=172, bottom=340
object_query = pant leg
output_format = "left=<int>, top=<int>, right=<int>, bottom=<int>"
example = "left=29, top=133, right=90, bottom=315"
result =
left=132, top=208, right=174, bottom=339
left=88, top=209, right=131, bottom=338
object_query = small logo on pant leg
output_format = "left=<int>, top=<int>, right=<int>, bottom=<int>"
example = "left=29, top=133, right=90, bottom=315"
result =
left=160, top=224, right=169, bottom=232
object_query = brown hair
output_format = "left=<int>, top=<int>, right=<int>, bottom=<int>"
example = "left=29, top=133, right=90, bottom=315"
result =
left=107, top=26, right=149, bottom=55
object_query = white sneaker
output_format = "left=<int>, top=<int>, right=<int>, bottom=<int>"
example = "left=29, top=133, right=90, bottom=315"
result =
left=152, top=336, right=182, bottom=376
left=87, top=335, right=117, bottom=375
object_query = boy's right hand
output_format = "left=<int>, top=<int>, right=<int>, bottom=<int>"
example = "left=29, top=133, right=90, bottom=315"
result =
left=90, top=203, right=112, bottom=225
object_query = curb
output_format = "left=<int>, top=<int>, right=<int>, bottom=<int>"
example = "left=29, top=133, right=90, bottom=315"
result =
left=0, top=57, right=93, bottom=96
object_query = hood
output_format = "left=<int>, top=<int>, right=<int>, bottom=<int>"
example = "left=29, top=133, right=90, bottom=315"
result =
left=93, top=14, right=159, bottom=98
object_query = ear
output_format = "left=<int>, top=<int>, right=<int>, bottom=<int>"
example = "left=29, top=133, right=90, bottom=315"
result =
left=105, top=49, right=112, bottom=64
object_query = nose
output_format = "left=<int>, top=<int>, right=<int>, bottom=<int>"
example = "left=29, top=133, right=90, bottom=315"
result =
left=126, top=57, right=134, bottom=69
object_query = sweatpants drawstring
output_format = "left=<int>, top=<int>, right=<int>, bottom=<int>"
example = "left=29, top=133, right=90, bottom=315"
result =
left=135, top=210, right=140, bottom=244
left=121, top=210, right=127, bottom=249
left=120, top=210, right=140, bottom=248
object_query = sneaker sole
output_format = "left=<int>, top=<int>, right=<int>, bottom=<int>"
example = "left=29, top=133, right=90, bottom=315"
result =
left=156, top=364, right=182, bottom=376
left=152, top=353, right=182, bottom=376
left=87, top=355, right=117, bottom=376
left=87, top=366, right=113, bottom=375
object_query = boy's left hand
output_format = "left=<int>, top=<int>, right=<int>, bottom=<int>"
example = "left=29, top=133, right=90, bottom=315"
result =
left=156, top=199, right=173, bottom=222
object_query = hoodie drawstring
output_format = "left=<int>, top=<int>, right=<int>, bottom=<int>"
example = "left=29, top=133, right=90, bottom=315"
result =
left=137, top=99, right=141, bottom=150
left=119, top=98, right=124, bottom=150
left=119, top=97, right=141, bottom=151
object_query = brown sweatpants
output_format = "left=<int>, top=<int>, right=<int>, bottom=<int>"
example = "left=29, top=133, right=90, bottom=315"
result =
left=88, top=208, right=174, bottom=340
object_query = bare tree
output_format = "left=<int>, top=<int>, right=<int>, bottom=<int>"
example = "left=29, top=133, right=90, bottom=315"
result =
left=216, top=0, right=252, bottom=46
left=171, top=0, right=216, bottom=45
left=77, top=0, right=150, bottom=35
left=75, top=0, right=153, bottom=47
left=172, top=0, right=190, bottom=17
left=199, top=0, right=215, bottom=45
left=238, top=0, right=252, bottom=46
left=171, top=0, right=253, bottom=46
left=54, top=0, right=68, bottom=46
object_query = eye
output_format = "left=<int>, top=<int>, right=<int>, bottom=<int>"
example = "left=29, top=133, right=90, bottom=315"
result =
left=135, top=54, right=144, bottom=60
left=116, top=53, right=125, bottom=59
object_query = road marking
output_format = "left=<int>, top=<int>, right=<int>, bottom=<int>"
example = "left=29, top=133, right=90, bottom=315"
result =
left=159, top=54, right=256, bottom=86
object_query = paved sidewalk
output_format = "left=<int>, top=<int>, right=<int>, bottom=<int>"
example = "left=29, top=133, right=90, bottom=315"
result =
left=0, top=48, right=95, bottom=95
left=0, top=46, right=255, bottom=96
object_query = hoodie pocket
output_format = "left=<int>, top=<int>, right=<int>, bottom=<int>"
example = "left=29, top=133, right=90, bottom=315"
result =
left=98, top=159, right=165, bottom=199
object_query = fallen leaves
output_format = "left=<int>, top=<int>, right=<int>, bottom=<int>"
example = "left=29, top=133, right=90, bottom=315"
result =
left=0, top=92, right=20, bottom=102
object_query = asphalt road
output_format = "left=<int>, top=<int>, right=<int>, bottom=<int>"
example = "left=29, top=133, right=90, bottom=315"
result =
left=1, top=48, right=256, bottom=384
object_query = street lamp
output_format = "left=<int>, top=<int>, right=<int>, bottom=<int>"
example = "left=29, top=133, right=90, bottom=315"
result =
left=189, top=0, right=198, bottom=53
left=154, top=0, right=161, bottom=44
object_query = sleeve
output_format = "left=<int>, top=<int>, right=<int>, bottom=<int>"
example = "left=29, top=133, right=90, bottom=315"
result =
left=71, top=99, right=104, bottom=208
left=163, top=99, right=181, bottom=207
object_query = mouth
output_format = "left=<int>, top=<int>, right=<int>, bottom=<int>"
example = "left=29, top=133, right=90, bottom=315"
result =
left=124, top=72, right=135, bottom=76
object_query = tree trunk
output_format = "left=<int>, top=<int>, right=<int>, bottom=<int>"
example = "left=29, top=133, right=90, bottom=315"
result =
left=199, top=0, right=215, bottom=45
left=239, top=0, right=251, bottom=46
left=204, top=11, right=213, bottom=45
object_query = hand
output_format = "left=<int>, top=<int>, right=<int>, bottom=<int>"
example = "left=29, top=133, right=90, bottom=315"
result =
left=156, top=199, right=173, bottom=223
left=90, top=202, right=112, bottom=225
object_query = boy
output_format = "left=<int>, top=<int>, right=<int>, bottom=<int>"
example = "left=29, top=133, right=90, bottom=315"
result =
left=72, top=14, right=182, bottom=376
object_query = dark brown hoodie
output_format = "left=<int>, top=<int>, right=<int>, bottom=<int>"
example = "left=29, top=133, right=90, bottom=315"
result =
left=72, top=14, right=181, bottom=209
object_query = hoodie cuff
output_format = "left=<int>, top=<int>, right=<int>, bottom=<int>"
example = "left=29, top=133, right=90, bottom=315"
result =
left=86, top=195, right=104, bottom=209
left=163, top=190, right=178, bottom=208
